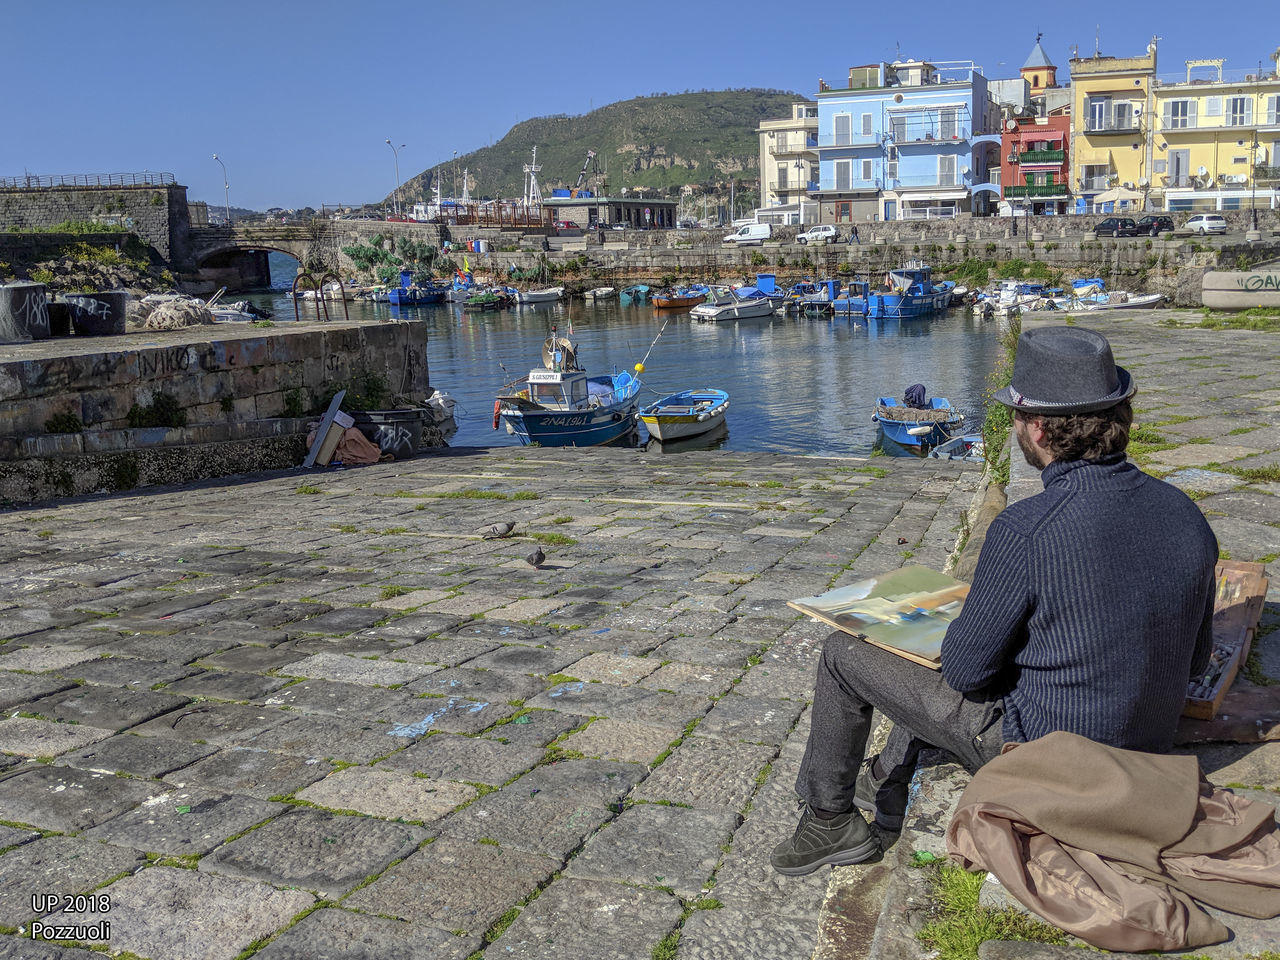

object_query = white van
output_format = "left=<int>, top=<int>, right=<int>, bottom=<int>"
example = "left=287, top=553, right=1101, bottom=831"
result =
left=722, top=223, right=772, bottom=246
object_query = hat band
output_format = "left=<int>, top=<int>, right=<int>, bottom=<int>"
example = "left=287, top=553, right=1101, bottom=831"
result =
left=1008, top=385, right=1125, bottom=409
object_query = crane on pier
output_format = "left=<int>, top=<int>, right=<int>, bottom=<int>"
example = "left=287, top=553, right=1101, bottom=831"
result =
left=569, top=150, right=598, bottom=198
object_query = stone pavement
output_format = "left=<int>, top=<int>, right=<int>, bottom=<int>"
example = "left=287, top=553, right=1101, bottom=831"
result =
left=853, top=311, right=1280, bottom=960
left=0, top=443, right=983, bottom=960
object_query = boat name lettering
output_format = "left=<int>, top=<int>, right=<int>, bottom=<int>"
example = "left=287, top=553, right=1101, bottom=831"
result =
left=1239, top=273, right=1280, bottom=292
left=544, top=415, right=591, bottom=426
left=528, top=371, right=564, bottom=382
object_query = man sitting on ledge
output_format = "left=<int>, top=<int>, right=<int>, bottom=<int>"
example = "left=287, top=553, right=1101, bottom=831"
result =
left=772, top=325, right=1218, bottom=875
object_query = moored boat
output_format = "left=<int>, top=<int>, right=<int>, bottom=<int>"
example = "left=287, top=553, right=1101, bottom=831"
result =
left=866, top=262, right=954, bottom=319
left=639, top=388, right=729, bottom=441
left=585, top=286, right=615, bottom=300
left=689, top=286, right=775, bottom=322
left=516, top=286, right=565, bottom=304
left=494, top=331, right=641, bottom=447
left=872, top=392, right=964, bottom=447
left=928, top=434, right=986, bottom=462
left=651, top=285, right=709, bottom=309
left=620, top=284, right=651, bottom=302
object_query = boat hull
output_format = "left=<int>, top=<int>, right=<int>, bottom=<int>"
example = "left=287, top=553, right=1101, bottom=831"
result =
left=866, top=288, right=952, bottom=319
left=639, top=390, right=729, bottom=441
left=689, top=298, right=774, bottom=322
left=873, top=397, right=963, bottom=447
left=501, top=403, right=638, bottom=446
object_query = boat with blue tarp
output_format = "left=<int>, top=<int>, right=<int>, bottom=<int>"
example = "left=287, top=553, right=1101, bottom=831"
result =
left=865, top=261, right=954, bottom=319
left=494, top=329, right=641, bottom=447
left=872, top=385, right=964, bottom=447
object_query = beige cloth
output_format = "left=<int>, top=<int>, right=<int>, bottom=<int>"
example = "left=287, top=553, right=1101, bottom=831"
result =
left=306, top=426, right=386, bottom=466
left=946, top=731, right=1280, bottom=951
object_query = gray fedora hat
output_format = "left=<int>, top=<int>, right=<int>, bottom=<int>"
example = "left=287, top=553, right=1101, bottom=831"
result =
left=994, top=326, right=1135, bottom=414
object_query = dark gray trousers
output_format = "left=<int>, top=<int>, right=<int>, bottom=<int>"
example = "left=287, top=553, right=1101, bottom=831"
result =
left=796, top=631, right=1007, bottom=814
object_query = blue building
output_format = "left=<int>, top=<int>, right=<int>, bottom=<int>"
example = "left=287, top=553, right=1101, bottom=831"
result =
left=814, top=60, right=1002, bottom=222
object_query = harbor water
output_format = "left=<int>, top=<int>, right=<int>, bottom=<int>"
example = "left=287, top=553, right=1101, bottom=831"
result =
left=254, top=254, right=1006, bottom=456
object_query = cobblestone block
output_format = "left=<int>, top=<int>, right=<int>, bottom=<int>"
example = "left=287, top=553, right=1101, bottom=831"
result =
left=634, top=737, right=774, bottom=813
left=526, top=682, right=707, bottom=728
left=248, top=715, right=407, bottom=764
left=0, top=765, right=164, bottom=832
left=17, top=685, right=188, bottom=731
left=374, top=731, right=542, bottom=785
left=440, top=789, right=615, bottom=858
left=566, top=802, right=739, bottom=897
left=480, top=709, right=585, bottom=748
left=0, top=835, right=144, bottom=929
left=85, top=787, right=286, bottom=855
left=130, top=702, right=291, bottom=745
left=166, top=747, right=331, bottom=799
left=558, top=718, right=682, bottom=764
left=201, top=808, right=426, bottom=898
left=345, top=838, right=558, bottom=936
left=697, top=694, right=805, bottom=747
left=163, top=669, right=291, bottom=702
left=564, top=652, right=661, bottom=686
left=58, top=656, right=197, bottom=689
left=639, top=662, right=740, bottom=697
left=491, top=878, right=683, bottom=960
left=279, top=651, right=437, bottom=686
left=732, top=664, right=815, bottom=701
left=405, top=666, right=547, bottom=702
left=296, top=768, right=476, bottom=822
left=55, top=733, right=217, bottom=778
left=650, top=636, right=761, bottom=668
left=82, top=866, right=313, bottom=960
left=464, top=644, right=585, bottom=676
left=0, top=717, right=113, bottom=757
left=251, top=907, right=479, bottom=960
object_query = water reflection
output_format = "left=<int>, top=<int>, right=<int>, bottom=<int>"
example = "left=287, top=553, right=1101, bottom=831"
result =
left=240, top=286, right=1003, bottom=458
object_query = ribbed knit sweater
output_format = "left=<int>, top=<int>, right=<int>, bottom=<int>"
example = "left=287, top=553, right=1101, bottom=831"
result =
left=940, top=453, right=1217, bottom=753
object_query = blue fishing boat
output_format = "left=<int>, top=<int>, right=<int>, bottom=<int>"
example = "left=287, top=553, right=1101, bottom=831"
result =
left=865, top=261, right=954, bottom=319
left=620, top=284, right=651, bottom=302
left=494, top=332, right=641, bottom=447
left=872, top=390, right=965, bottom=447
left=639, top=388, right=729, bottom=442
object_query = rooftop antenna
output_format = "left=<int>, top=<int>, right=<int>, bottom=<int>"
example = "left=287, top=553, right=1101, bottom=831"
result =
left=1036, top=31, right=1043, bottom=45
left=1094, top=26, right=1099, bottom=58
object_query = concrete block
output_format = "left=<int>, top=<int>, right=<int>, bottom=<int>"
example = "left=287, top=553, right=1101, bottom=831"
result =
left=79, top=386, right=133, bottom=428
left=256, top=391, right=285, bottom=419
left=198, top=371, right=235, bottom=405
left=20, top=434, right=84, bottom=458
left=232, top=397, right=257, bottom=421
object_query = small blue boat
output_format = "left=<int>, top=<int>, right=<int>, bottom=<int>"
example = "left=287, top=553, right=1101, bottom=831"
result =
left=620, top=284, right=651, bottom=302
left=872, top=395, right=965, bottom=447
left=495, top=332, right=641, bottom=447
left=866, top=261, right=954, bottom=319
left=639, top=388, right=729, bottom=442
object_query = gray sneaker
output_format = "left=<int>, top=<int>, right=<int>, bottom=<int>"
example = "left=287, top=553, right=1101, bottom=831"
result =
left=853, top=757, right=907, bottom=832
left=770, top=803, right=880, bottom=876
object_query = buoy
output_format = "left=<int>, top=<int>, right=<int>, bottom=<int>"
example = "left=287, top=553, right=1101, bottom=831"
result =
left=634, top=362, right=645, bottom=374
left=492, top=400, right=502, bottom=430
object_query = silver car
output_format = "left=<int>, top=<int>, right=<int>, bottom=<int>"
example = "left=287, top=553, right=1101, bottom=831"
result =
left=1185, top=213, right=1227, bottom=235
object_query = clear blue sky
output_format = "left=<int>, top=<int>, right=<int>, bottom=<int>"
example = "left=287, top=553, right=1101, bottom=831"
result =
left=3, top=0, right=1275, bottom=211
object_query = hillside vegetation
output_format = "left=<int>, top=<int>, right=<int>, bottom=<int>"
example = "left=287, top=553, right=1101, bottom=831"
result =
left=395, top=89, right=801, bottom=206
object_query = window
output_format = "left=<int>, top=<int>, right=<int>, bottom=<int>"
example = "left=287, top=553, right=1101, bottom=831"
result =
left=886, top=145, right=898, bottom=181
left=1163, top=100, right=1194, bottom=129
left=890, top=114, right=906, bottom=142
left=1227, top=96, right=1253, bottom=126
left=1268, top=96, right=1280, bottom=125
left=776, top=164, right=789, bottom=189
left=834, top=114, right=852, bottom=145
left=1204, top=97, right=1222, bottom=117
left=1113, top=102, right=1134, bottom=130
left=835, top=201, right=852, bottom=222
left=1087, top=97, right=1109, bottom=130
left=939, top=107, right=958, bottom=139
left=938, top=155, right=956, bottom=186
left=861, top=113, right=873, bottom=136
left=835, top=160, right=852, bottom=191
left=859, top=159, right=872, bottom=181
left=1154, top=158, right=1167, bottom=174
left=804, top=106, right=818, bottom=118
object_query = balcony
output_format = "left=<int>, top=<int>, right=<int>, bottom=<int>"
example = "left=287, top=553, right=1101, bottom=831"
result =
left=890, top=174, right=971, bottom=189
left=772, top=135, right=819, bottom=156
left=1082, top=118, right=1144, bottom=135
left=818, top=178, right=881, bottom=192
left=888, top=124, right=973, bottom=144
left=1005, top=183, right=1068, bottom=198
left=817, top=133, right=881, bottom=148
left=1078, top=176, right=1111, bottom=192
left=1016, top=148, right=1065, bottom=164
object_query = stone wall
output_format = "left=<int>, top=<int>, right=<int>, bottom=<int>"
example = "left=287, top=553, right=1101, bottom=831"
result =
left=0, top=184, right=190, bottom=262
left=0, top=319, right=431, bottom=453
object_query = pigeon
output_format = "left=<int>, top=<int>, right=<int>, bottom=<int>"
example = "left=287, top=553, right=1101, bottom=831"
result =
left=897, top=537, right=909, bottom=545
left=525, top=547, right=545, bottom=569
left=482, top=522, right=516, bottom=539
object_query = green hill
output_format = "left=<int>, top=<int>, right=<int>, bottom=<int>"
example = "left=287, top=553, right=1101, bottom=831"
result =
left=394, top=89, right=802, bottom=207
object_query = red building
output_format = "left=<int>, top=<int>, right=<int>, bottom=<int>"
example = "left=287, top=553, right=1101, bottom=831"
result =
left=1001, top=112, right=1071, bottom=214
left=1001, top=38, right=1071, bottom=215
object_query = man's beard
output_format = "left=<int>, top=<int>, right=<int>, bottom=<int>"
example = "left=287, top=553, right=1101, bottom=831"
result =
left=1015, top=421, right=1049, bottom=470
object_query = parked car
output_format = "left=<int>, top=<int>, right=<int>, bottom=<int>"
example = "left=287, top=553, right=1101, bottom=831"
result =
left=1136, top=215, right=1175, bottom=237
left=555, top=220, right=581, bottom=231
left=1186, top=213, right=1228, bottom=235
left=796, top=224, right=838, bottom=245
left=722, top=223, right=773, bottom=246
left=1094, top=217, right=1138, bottom=238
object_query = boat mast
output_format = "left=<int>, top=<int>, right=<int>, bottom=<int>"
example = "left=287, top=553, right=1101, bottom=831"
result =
left=523, top=146, right=543, bottom=211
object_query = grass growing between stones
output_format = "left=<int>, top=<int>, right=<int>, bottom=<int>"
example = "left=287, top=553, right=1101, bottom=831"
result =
left=917, top=863, right=1067, bottom=960
left=981, top=317, right=1020, bottom=486
left=1226, top=465, right=1280, bottom=484
left=527, top=532, right=577, bottom=546
left=1183, top=308, right=1280, bottom=332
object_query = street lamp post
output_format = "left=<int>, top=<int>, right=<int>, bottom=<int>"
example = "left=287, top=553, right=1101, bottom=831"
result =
left=212, top=154, right=230, bottom=226
left=452, top=151, right=458, bottom=200
left=794, top=160, right=805, bottom=226
left=385, top=140, right=405, bottom=217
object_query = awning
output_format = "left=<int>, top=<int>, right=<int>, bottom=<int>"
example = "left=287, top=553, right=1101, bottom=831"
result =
left=1092, top=185, right=1144, bottom=204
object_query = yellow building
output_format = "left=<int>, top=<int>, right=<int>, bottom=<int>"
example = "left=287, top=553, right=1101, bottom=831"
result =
left=757, top=101, right=819, bottom=225
left=1069, top=40, right=1158, bottom=212
left=1151, top=58, right=1280, bottom=212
